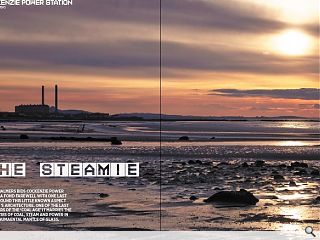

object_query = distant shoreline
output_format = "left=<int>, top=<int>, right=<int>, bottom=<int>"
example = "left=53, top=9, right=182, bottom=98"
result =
left=0, top=118, right=319, bottom=122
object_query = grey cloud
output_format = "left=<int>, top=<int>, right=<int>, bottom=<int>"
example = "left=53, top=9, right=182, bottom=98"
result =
left=162, top=41, right=318, bottom=74
left=0, top=39, right=317, bottom=76
left=299, top=104, right=320, bottom=109
left=0, top=0, right=317, bottom=77
left=1, top=0, right=316, bottom=40
left=0, top=40, right=160, bottom=75
left=2, top=0, right=316, bottom=36
left=0, top=0, right=160, bottom=34
left=0, top=0, right=160, bottom=78
left=210, top=88, right=320, bottom=100
left=162, top=0, right=318, bottom=36
left=304, top=23, right=319, bottom=37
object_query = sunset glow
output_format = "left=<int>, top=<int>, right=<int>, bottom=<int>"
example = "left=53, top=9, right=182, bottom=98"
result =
left=0, top=0, right=318, bottom=117
left=272, top=30, right=312, bottom=56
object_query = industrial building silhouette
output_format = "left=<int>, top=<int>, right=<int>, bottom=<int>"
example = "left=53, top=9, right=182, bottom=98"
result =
left=15, top=85, right=59, bottom=115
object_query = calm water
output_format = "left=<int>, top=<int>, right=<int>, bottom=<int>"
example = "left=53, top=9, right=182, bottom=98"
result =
left=0, top=120, right=319, bottom=146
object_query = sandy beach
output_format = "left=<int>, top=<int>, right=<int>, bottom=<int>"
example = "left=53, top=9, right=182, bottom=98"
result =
left=0, top=120, right=319, bottom=231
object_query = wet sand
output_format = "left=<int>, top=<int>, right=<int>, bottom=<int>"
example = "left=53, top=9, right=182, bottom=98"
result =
left=0, top=121, right=319, bottom=231
left=160, top=159, right=319, bottom=231
left=0, top=121, right=319, bottom=142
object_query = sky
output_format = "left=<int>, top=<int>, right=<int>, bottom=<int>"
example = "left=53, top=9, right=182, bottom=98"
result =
left=0, top=0, right=319, bottom=117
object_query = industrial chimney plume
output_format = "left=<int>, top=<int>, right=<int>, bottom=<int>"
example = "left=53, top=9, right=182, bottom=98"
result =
left=41, top=85, right=45, bottom=105
left=55, top=85, right=58, bottom=113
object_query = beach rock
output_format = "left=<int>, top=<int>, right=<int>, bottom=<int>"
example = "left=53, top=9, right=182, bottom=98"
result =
left=291, top=162, right=308, bottom=168
left=110, top=137, right=122, bottom=145
left=273, top=174, right=284, bottom=181
left=280, top=189, right=290, bottom=193
left=189, top=195, right=198, bottom=201
left=297, top=169, right=308, bottom=176
left=188, top=160, right=196, bottom=165
left=211, top=137, right=216, bottom=139
left=204, top=189, right=259, bottom=205
left=311, top=169, right=319, bottom=176
left=195, top=160, right=203, bottom=165
left=218, top=162, right=229, bottom=166
left=263, top=195, right=278, bottom=200
left=0, top=126, right=5, bottom=131
left=255, top=160, right=265, bottom=167
left=264, top=203, right=273, bottom=206
left=20, top=134, right=29, bottom=140
left=199, top=175, right=206, bottom=183
left=314, top=196, right=320, bottom=204
left=242, top=162, right=249, bottom=168
left=287, top=166, right=294, bottom=171
left=179, top=136, right=189, bottom=141
left=263, top=186, right=275, bottom=191
left=289, top=181, right=297, bottom=186
left=277, top=164, right=287, bottom=168
left=244, top=178, right=252, bottom=183
left=202, top=162, right=211, bottom=166
left=99, top=193, right=109, bottom=198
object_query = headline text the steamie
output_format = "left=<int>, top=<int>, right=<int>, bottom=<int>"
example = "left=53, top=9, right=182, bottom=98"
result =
left=0, top=163, right=139, bottom=177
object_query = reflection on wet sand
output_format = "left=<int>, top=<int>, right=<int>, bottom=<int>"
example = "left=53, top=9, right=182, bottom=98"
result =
left=0, top=121, right=318, bottom=230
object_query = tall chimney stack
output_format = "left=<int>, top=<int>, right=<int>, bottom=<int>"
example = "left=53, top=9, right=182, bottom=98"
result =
left=41, top=85, right=45, bottom=105
left=55, top=85, right=58, bottom=113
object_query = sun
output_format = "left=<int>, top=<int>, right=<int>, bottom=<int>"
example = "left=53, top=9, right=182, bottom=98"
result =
left=272, top=30, right=311, bottom=56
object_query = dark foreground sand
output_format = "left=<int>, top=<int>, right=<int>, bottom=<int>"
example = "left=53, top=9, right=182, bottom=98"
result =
left=0, top=141, right=318, bottom=231
left=0, top=121, right=318, bottom=231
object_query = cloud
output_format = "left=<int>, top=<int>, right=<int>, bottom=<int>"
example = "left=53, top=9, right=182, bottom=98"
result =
left=162, top=41, right=318, bottom=75
left=0, top=0, right=161, bottom=79
left=210, top=88, right=320, bottom=100
left=0, top=39, right=160, bottom=78
left=0, top=38, right=316, bottom=77
left=299, top=104, right=320, bottom=109
left=0, top=0, right=317, bottom=77
left=2, top=0, right=316, bottom=37
left=162, top=0, right=318, bottom=36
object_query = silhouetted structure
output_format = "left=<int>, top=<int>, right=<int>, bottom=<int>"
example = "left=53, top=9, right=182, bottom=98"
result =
left=15, top=104, right=50, bottom=115
left=10, top=85, right=114, bottom=120
left=42, top=85, right=45, bottom=105
left=55, top=85, right=58, bottom=113
left=15, top=86, right=50, bottom=115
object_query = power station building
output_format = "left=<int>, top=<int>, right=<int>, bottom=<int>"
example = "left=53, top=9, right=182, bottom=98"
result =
left=15, top=85, right=58, bottom=115
left=15, top=104, right=50, bottom=115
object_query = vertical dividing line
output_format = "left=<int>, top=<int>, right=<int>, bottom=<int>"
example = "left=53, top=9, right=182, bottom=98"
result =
left=159, top=0, right=162, bottom=231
